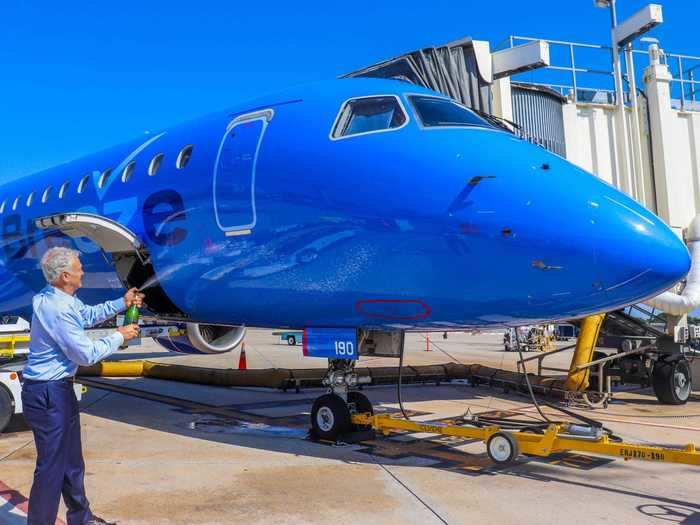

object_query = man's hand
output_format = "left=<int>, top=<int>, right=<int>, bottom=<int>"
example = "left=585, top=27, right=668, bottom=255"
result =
left=124, top=287, right=145, bottom=308
left=117, top=324, right=140, bottom=342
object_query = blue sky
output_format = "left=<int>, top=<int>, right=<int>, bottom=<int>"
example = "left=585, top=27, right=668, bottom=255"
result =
left=1, top=0, right=697, bottom=181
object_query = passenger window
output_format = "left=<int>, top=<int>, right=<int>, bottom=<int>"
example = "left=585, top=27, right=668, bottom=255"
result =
left=98, top=168, right=112, bottom=189
left=0, top=200, right=5, bottom=214
left=12, top=196, right=21, bottom=211
left=77, top=175, right=89, bottom=194
left=149, top=153, right=164, bottom=176
left=121, top=161, right=136, bottom=183
left=59, top=181, right=70, bottom=199
left=26, top=192, right=35, bottom=207
left=42, top=186, right=52, bottom=203
left=332, top=96, right=407, bottom=138
left=176, top=146, right=193, bottom=169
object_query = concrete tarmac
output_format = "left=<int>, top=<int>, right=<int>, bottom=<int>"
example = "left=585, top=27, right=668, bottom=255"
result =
left=1, top=331, right=699, bottom=524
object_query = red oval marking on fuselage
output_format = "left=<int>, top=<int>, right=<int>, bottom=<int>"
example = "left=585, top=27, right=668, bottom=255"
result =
left=355, top=299, right=432, bottom=321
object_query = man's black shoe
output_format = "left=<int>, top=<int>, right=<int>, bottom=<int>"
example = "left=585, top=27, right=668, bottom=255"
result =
left=84, top=516, right=117, bottom=525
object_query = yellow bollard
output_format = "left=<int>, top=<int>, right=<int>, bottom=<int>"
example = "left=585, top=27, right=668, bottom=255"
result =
left=563, top=314, right=605, bottom=392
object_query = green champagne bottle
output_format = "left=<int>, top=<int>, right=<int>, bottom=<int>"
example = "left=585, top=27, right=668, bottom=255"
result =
left=124, top=304, right=140, bottom=325
left=120, top=304, right=140, bottom=348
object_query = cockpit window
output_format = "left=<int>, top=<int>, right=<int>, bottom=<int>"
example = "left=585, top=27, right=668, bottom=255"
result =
left=409, top=95, right=492, bottom=129
left=332, top=96, right=407, bottom=139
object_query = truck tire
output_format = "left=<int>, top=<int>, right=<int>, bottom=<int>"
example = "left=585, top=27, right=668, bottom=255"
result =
left=0, top=386, right=13, bottom=434
left=287, top=335, right=296, bottom=346
left=653, top=359, right=692, bottom=405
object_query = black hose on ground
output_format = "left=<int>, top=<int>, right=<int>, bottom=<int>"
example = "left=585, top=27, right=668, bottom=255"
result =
left=514, top=328, right=552, bottom=423
left=397, top=339, right=411, bottom=420
left=512, top=328, right=622, bottom=440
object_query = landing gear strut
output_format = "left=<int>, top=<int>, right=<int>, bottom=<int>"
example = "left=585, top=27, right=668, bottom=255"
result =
left=310, top=359, right=373, bottom=442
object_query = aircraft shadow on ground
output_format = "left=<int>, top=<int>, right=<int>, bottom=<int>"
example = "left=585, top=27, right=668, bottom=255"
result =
left=78, top=378, right=533, bottom=463
left=73, top=376, right=700, bottom=519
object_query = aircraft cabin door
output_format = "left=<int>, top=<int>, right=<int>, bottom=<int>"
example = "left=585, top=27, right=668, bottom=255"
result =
left=213, top=109, right=273, bottom=236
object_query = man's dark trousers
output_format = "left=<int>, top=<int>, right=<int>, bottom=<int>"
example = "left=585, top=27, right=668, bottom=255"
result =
left=22, top=378, right=93, bottom=525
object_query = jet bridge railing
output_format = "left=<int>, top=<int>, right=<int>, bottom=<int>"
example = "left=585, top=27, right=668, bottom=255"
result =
left=505, top=35, right=616, bottom=105
left=631, top=48, right=700, bottom=111
left=505, top=35, right=700, bottom=111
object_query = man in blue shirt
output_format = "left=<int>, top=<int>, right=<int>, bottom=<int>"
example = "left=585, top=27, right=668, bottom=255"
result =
left=22, top=247, right=143, bottom=525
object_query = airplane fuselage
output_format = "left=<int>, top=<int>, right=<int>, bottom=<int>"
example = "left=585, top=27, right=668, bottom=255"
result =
left=0, top=79, right=691, bottom=329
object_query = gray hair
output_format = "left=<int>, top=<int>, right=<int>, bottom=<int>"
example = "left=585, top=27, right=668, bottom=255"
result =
left=40, top=247, right=80, bottom=284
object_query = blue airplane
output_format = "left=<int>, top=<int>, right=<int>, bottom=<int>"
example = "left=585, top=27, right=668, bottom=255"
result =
left=0, top=78, right=691, bottom=436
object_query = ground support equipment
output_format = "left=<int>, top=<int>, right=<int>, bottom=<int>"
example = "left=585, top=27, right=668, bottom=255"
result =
left=351, top=412, right=700, bottom=467
left=0, top=333, right=30, bottom=360
left=0, top=330, right=31, bottom=433
left=520, top=311, right=698, bottom=407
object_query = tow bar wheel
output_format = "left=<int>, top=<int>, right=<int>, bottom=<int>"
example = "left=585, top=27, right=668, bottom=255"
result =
left=486, top=432, right=520, bottom=465
left=311, top=394, right=351, bottom=441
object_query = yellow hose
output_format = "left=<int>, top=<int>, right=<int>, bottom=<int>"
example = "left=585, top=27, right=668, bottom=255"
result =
left=85, top=361, right=149, bottom=377
left=563, top=314, right=606, bottom=392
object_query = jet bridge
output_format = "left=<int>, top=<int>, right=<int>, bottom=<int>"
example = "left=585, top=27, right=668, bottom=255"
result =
left=343, top=36, right=549, bottom=117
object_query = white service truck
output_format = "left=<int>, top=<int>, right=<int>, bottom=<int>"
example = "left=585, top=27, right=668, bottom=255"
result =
left=0, top=317, right=84, bottom=433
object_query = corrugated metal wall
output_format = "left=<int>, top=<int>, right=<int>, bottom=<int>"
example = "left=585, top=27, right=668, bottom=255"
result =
left=511, top=84, right=566, bottom=157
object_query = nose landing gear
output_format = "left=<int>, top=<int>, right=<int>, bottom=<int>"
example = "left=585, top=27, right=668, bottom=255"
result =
left=309, top=359, right=374, bottom=442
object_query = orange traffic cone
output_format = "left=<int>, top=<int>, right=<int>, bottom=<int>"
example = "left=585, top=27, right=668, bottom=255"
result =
left=238, top=342, right=247, bottom=370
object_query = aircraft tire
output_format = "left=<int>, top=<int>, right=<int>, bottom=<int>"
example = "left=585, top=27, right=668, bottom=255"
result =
left=311, top=394, right=351, bottom=442
left=0, top=386, right=12, bottom=434
left=653, top=359, right=692, bottom=405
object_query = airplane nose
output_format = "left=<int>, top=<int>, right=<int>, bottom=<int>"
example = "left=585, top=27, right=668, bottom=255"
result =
left=461, top=134, right=691, bottom=316
left=429, top=130, right=690, bottom=320
left=590, top=189, right=690, bottom=303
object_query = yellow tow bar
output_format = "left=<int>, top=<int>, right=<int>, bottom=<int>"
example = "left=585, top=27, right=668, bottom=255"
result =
left=351, top=413, right=700, bottom=467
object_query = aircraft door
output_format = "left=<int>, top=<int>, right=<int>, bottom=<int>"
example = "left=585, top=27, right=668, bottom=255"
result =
left=213, top=109, right=273, bottom=235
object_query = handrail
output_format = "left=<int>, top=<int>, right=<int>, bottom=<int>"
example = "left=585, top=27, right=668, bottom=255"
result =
left=517, top=343, right=577, bottom=376
left=573, top=344, right=655, bottom=371
left=508, top=34, right=700, bottom=109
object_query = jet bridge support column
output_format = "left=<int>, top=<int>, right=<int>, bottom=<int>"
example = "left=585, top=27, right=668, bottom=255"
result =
left=644, top=44, right=685, bottom=230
